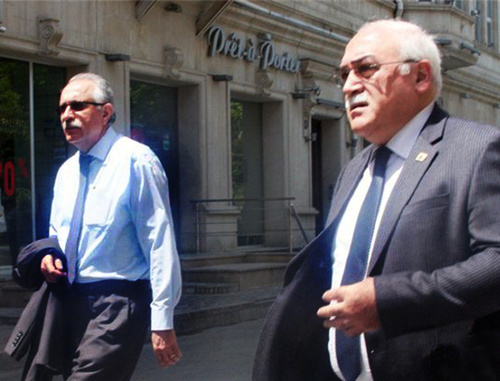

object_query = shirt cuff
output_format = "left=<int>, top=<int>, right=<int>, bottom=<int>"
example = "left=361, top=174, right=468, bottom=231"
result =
left=151, top=309, right=175, bottom=331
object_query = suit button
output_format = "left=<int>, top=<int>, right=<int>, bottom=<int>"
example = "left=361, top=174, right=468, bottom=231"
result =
left=370, top=349, right=375, bottom=354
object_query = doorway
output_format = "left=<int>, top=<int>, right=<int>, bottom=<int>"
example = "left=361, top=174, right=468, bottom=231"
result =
left=130, top=81, right=180, bottom=239
left=231, top=100, right=264, bottom=246
left=311, top=117, right=343, bottom=235
left=311, top=119, right=324, bottom=235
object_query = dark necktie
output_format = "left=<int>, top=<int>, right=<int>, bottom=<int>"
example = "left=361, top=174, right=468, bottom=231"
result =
left=336, top=146, right=391, bottom=381
left=65, top=153, right=92, bottom=284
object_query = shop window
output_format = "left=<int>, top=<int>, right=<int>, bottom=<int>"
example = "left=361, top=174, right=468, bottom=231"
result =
left=473, top=0, right=497, bottom=49
left=0, top=57, right=66, bottom=267
left=486, top=0, right=495, bottom=47
left=474, top=0, right=483, bottom=43
left=33, top=65, right=68, bottom=239
left=0, top=59, right=31, bottom=266
left=454, top=0, right=465, bottom=10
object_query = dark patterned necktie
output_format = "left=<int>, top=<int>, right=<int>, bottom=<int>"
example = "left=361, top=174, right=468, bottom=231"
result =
left=336, top=146, right=391, bottom=381
left=65, top=153, right=92, bottom=284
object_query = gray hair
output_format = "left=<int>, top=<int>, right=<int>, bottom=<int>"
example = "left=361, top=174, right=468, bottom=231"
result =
left=358, top=19, right=442, bottom=97
left=68, top=73, right=116, bottom=124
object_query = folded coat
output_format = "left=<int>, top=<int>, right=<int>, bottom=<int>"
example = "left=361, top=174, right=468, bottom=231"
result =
left=4, top=237, right=69, bottom=381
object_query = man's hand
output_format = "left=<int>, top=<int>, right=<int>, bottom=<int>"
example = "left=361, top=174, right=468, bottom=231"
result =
left=40, top=254, right=66, bottom=283
left=317, top=277, right=380, bottom=336
left=151, top=329, right=182, bottom=369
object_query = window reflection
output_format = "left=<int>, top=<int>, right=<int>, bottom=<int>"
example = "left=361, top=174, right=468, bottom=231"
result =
left=33, top=64, right=67, bottom=240
left=0, top=58, right=66, bottom=267
left=0, top=58, right=31, bottom=266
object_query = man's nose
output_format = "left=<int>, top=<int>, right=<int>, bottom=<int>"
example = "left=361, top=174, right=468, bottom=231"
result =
left=343, top=70, right=363, bottom=95
left=60, top=104, right=73, bottom=120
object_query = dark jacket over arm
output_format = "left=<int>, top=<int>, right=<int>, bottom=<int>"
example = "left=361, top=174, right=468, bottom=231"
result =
left=4, top=237, right=69, bottom=380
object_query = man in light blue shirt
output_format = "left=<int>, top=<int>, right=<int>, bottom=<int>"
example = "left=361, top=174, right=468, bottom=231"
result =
left=41, top=73, right=182, bottom=379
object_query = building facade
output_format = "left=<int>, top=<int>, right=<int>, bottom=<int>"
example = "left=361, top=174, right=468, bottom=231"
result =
left=0, top=0, right=499, bottom=271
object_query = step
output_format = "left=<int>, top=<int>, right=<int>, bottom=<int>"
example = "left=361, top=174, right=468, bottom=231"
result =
left=0, top=286, right=282, bottom=338
left=182, top=282, right=239, bottom=295
left=174, top=285, right=280, bottom=335
left=182, top=262, right=287, bottom=291
left=181, top=252, right=249, bottom=268
left=0, top=281, right=32, bottom=308
left=243, top=252, right=295, bottom=264
left=180, top=251, right=295, bottom=269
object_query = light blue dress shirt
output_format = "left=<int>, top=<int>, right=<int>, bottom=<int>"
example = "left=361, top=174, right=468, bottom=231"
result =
left=50, top=127, right=182, bottom=331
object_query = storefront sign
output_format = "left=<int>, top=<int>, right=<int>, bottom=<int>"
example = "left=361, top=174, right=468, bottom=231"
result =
left=206, top=26, right=301, bottom=73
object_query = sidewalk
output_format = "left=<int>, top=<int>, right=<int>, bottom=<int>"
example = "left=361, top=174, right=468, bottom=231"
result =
left=133, top=318, right=263, bottom=381
left=0, top=316, right=265, bottom=381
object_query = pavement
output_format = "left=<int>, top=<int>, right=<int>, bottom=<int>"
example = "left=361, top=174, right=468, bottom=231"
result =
left=0, top=255, right=282, bottom=380
left=0, top=312, right=265, bottom=381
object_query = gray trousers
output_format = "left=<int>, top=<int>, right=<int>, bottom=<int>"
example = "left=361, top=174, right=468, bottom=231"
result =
left=64, top=281, right=151, bottom=381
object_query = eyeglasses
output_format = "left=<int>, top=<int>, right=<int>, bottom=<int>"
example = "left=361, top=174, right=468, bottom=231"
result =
left=57, top=101, right=105, bottom=115
left=334, top=58, right=418, bottom=87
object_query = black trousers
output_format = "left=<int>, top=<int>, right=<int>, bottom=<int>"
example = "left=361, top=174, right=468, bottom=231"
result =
left=64, top=280, right=152, bottom=381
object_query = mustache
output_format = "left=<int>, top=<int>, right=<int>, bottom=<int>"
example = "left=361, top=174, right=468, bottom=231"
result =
left=345, top=93, right=368, bottom=109
left=63, top=120, right=82, bottom=130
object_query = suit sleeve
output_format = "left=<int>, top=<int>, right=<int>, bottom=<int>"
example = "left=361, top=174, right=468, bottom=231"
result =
left=375, top=136, right=500, bottom=338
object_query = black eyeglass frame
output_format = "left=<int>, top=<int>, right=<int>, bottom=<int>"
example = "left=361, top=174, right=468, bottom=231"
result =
left=334, top=58, right=418, bottom=87
left=57, top=101, right=106, bottom=116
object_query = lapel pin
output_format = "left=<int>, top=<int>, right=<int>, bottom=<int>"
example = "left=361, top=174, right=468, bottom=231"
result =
left=415, top=152, right=428, bottom=162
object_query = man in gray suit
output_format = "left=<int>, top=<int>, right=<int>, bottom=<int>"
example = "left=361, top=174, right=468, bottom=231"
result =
left=254, top=19, right=500, bottom=381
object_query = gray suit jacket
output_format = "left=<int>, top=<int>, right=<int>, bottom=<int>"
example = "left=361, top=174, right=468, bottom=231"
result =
left=4, top=238, right=69, bottom=381
left=254, top=104, right=500, bottom=380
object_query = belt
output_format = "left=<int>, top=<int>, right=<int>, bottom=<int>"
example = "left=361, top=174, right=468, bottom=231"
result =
left=70, top=279, right=151, bottom=296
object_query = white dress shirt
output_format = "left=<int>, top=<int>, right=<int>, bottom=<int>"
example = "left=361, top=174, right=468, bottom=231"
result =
left=50, top=127, right=182, bottom=331
left=329, top=103, right=434, bottom=381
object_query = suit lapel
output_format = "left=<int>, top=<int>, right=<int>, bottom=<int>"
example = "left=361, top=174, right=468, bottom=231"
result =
left=368, top=105, right=448, bottom=273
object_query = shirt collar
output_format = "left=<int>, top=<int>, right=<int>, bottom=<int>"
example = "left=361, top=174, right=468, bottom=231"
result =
left=86, top=127, right=120, bottom=162
left=385, top=102, right=434, bottom=160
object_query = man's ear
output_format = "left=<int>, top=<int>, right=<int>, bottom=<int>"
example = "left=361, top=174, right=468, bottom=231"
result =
left=415, top=60, right=433, bottom=94
left=102, top=103, right=115, bottom=125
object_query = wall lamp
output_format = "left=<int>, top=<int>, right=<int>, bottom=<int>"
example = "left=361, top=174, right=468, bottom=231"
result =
left=303, top=118, right=316, bottom=142
left=316, top=98, right=345, bottom=109
left=460, top=41, right=481, bottom=56
left=165, top=2, right=182, bottom=13
left=211, top=74, right=233, bottom=82
left=105, top=54, right=131, bottom=62
left=434, top=37, right=452, bottom=46
left=292, top=85, right=321, bottom=99
left=292, top=91, right=308, bottom=99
